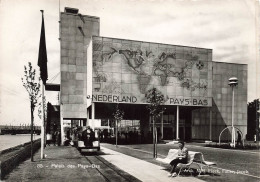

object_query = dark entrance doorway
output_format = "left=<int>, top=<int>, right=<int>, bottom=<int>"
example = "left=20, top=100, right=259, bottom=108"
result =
left=163, top=127, right=173, bottom=140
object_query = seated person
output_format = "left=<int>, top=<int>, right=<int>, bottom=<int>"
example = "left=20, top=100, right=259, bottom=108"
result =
left=168, top=141, right=188, bottom=177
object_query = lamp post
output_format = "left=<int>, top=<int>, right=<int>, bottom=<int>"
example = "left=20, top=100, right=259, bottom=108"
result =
left=228, top=77, right=238, bottom=148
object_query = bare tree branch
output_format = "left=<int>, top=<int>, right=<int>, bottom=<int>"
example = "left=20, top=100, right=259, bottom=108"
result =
left=21, top=62, right=41, bottom=120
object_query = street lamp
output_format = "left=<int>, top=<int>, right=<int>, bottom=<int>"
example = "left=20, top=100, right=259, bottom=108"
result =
left=228, top=77, right=238, bottom=148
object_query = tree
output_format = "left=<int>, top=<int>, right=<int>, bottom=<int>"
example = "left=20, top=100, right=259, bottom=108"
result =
left=21, top=62, right=41, bottom=161
left=113, top=104, right=124, bottom=147
left=247, top=99, right=260, bottom=141
left=145, top=88, right=166, bottom=158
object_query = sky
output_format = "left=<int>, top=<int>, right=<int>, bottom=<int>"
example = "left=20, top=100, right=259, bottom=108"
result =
left=0, top=0, right=259, bottom=126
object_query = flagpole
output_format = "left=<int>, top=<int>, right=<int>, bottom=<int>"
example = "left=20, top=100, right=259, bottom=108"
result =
left=41, top=81, right=44, bottom=159
left=40, top=9, right=45, bottom=160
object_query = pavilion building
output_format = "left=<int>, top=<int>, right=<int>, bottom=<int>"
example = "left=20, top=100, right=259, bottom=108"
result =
left=55, top=7, right=247, bottom=143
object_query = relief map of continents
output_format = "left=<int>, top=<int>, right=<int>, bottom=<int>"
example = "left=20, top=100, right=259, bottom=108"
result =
left=92, top=37, right=212, bottom=106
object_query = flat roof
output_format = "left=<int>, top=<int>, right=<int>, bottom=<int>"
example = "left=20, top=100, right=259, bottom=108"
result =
left=213, top=61, right=247, bottom=66
left=61, top=12, right=100, bottom=20
left=93, top=35, right=212, bottom=51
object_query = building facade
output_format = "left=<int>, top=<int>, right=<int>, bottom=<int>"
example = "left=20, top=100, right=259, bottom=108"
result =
left=59, top=8, right=247, bottom=143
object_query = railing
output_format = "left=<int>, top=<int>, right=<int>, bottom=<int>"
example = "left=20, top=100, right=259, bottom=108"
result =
left=0, top=128, right=41, bottom=135
left=218, top=126, right=244, bottom=147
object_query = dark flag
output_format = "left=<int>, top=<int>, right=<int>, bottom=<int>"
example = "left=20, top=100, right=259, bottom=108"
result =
left=38, top=10, right=48, bottom=85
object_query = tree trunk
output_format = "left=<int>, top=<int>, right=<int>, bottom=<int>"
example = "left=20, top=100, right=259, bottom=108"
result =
left=44, top=118, right=46, bottom=148
left=155, top=127, right=157, bottom=158
left=30, top=102, right=34, bottom=162
left=116, top=120, right=118, bottom=147
left=152, top=115, right=155, bottom=158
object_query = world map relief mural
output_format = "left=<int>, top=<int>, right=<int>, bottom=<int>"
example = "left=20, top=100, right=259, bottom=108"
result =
left=92, top=37, right=212, bottom=106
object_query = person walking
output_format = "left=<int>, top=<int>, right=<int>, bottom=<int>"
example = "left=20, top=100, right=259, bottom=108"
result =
left=237, top=131, right=242, bottom=146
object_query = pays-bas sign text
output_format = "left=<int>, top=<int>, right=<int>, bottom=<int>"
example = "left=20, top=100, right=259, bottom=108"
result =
left=88, top=94, right=210, bottom=106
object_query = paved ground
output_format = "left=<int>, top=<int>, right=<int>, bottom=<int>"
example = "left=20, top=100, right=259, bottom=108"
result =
left=3, top=145, right=140, bottom=182
left=101, top=146, right=203, bottom=182
left=102, top=143, right=260, bottom=182
left=3, top=145, right=203, bottom=182
left=179, top=141, right=260, bottom=152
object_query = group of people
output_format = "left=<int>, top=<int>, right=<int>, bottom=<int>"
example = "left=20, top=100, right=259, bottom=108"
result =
left=71, top=126, right=95, bottom=147
left=82, top=126, right=95, bottom=147
left=117, top=130, right=141, bottom=144
left=46, top=130, right=61, bottom=146
left=99, top=129, right=109, bottom=142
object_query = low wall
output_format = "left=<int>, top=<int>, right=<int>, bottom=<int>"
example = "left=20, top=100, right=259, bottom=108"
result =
left=0, top=139, right=41, bottom=180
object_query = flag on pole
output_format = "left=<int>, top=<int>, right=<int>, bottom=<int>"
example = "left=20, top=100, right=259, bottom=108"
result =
left=38, top=10, right=48, bottom=85
left=38, top=10, right=47, bottom=159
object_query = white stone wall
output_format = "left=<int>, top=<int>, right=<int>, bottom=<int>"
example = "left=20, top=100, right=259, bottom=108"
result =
left=60, top=12, right=99, bottom=119
left=192, top=62, right=248, bottom=141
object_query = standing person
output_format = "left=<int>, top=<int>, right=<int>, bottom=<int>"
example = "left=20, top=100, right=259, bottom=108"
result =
left=82, top=126, right=87, bottom=146
left=56, top=131, right=61, bottom=146
left=71, top=127, right=77, bottom=146
left=46, top=133, right=52, bottom=146
left=90, top=128, right=95, bottom=145
left=99, top=129, right=103, bottom=142
left=103, top=129, right=108, bottom=142
left=237, top=131, right=242, bottom=146
left=66, top=130, right=71, bottom=140
left=83, top=126, right=93, bottom=147
left=168, top=141, right=188, bottom=177
left=125, top=131, right=128, bottom=143
left=53, top=131, right=57, bottom=146
left=78, top=127, right=83, bottom=141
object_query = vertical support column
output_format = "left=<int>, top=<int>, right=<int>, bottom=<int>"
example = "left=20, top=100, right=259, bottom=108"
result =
left=41, top=83, right=44, bottom=159
left=108, top=119, right=110, bottom=134
left=119, top=120, right=121, bottom=135
left=116, top=119, right=118, bottom=147
left=183, top=126, right=186, bottom=141
left=231, top=86, right=235, bottom=147
left=149, top=116, right=151, bottom=131
left=172, top=113, right=175, bottom=140
left=60, top=105, right=64, bottom=145
left=92, top=102, right=95, bottom=129
left=87, top=108, right=90, bottom=126
left=176, top=105, right=179, bottom=140
left=209, top=108, right=212, bottom=141
left=161, top=113, right=163, bottom=139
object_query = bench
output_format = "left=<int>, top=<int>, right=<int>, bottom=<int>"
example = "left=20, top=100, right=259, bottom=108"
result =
left=156, top=149, right=216, bottom=176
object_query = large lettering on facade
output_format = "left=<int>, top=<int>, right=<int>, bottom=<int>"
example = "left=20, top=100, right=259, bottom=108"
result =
left=92, top=95, right=137, bottom=103
left=89, top=95, right=210, bottom=106
left=168, top=98, right=208, bottom=106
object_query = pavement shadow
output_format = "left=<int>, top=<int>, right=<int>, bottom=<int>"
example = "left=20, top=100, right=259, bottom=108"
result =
left=39, top=156, right=87, bottom=161
left=81, top=151, right=112, bottom=156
